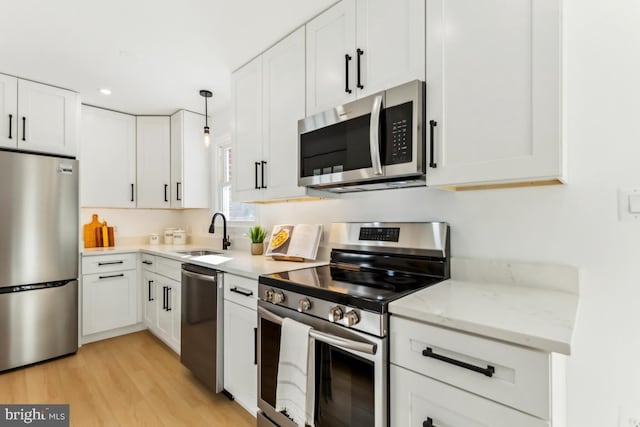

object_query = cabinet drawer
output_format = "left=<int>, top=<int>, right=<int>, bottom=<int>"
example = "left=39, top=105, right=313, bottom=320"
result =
left=141, top=253, right=156, bottom=272
left=223, top=274, right=258, bottom=310
left=155, top=256, right=182, bottom=281
left=390, top=316, right=551, bottom=419
left=82, top=253, right=137, bottom=275
left=391, top=364, right=549, bottom=427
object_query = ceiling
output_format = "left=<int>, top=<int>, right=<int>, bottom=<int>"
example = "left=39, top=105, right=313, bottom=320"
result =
left=0, top=0, right=336, bottom=115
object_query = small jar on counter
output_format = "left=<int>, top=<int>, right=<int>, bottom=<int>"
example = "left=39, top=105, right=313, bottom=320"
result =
left=173, top=229, right=187, bottom=245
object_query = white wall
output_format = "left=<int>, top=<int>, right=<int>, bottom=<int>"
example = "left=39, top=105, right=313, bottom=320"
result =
left=256, top=0, right=640, bottom=425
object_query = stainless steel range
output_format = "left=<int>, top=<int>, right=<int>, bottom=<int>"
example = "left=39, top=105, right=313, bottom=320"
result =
left=257, top=222, right=450, bottom=427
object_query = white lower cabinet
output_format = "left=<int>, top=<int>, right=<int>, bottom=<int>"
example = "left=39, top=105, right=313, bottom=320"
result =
left=391, top=364, right=549, bottom=427
left=141, top=254, right=182, bottom=354
left=390, top=315, right=565, bottom=426
left=223, top=273, right=258, bottom=415
left=82, top=254, right=138, bottom=336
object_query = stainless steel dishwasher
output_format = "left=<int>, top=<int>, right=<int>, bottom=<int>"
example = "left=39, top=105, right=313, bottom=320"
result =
left=180, top=263, right=223, bottom=392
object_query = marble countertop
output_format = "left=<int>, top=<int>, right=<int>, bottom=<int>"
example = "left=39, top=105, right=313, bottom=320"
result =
left=389, top=257, right=580, bottom=355
left=82, top=244, right=328, bottom=280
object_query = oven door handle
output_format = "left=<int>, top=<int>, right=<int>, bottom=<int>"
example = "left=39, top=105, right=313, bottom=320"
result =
left=369, top=94, right=384, bottom=176
left=258, top=306, right=377, bottom=355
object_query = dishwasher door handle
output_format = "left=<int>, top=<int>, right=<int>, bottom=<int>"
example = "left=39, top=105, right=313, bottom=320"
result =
left=182, top=269, right=218, bottom=283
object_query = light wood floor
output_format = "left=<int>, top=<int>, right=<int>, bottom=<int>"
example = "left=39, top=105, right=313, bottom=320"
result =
left=0, top=331, right=256, bottom=427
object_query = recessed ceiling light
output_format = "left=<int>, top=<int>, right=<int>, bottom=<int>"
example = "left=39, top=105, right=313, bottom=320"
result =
left=99, top=88, right=111, bottom=95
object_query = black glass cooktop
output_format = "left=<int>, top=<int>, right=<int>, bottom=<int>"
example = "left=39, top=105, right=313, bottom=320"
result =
left=259, top=265, right=444, bottom=313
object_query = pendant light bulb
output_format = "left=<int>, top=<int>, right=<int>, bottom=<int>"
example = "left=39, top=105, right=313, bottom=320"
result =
left=199, top=89, right=213, bottom=148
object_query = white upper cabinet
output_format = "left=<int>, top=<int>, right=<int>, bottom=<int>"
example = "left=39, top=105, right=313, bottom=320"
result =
left=262, top=26, right=307, bottom=201
left=136, top=116, right=171, bottom=208
left=0, top=74, right=79, bottom=157
left=425, top=0, right=563, bottom=188
left=0, top=74, right=17, bottom=149
left=170, top=110, right=211, bottom=208
left=232, top=56, right=264, bottom=203
left=17, top=79, right=79, bottom=157
left=306, top=0, right=425, bottom=115
left=355, top=0, right=425, bottom=98
left=232, top=27, right=311, bottom=203
left=80, top=106, right=136, bottom=208
left=306, top=0, right=357, bottom=115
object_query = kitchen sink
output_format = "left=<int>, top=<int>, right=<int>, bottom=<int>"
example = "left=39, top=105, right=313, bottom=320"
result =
left=176, top=250, right=221, bottom=256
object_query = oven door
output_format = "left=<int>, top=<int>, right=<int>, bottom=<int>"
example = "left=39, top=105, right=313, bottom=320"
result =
left=258, top=301, right=387, bottom=427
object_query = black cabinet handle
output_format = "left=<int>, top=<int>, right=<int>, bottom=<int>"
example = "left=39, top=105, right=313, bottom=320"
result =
left=142, top=260, right=153, bottom=265
left=345, top=54, right=352, bottom=94
left=167, top=287, right=172, bottom=311
left=230, top=286, right=254, bottom=297
left=98, top=273, right=124, bottom=280
left=8, top=114, right=12, bottom=139
left=423, top=418, right=435, bottom=427
left=254, top=327, right=258, bottom=365
left=98, top=261, right=124, bottom=266
left=162, top=286, right=167, bottom=310
left=164, top=184, right=168, bottom=202
left=261, top=161, right=267, bottom=189
left=429, top=120, right=438, bottom=168
left=148, top=280, right=154, bottom=301
left=356, top=48, right=364, bottom=89
left=422, top=347, right=495, bottom=377
left=254, top=162, right=260, bottom=189
left=130, top=183, right=134, bottom=202
left=21, top=117, right=26, bottom=141
left=176, top=182, right=181, bottom=201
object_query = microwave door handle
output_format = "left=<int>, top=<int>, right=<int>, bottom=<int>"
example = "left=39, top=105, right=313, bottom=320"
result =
left=258, top=306, right=377, bottom=355
left=369, top=95, right=383, bottom=176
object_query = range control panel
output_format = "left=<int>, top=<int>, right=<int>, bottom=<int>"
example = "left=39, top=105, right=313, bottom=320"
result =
left=358, top=227, right=400, bottom=242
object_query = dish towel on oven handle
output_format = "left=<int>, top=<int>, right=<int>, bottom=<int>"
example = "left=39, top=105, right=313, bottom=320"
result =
left=276, top=317, right=315, bottom=427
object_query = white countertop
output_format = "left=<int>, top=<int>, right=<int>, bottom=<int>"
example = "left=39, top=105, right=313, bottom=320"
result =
left=389, top=257, right=580, bottom=355
left=82, top=244, right=328, bottom=280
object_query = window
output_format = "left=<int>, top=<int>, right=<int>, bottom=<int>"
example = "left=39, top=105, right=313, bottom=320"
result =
left=217, top=140, right=256, bottom=222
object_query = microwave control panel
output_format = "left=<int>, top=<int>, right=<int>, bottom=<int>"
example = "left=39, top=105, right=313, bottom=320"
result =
left=384, top=102, right=413, bottom=165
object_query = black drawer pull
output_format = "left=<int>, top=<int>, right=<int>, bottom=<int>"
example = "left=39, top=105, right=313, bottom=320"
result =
left=230, top=286, right=253, bottom=297
left=148, top=280, right=154, bottom=301
left=162, top=286, right=167, bottom=310
left=164, top=184, right=168, bottom=202
left=356, top=48, right=364, bottom=89
left=429, top=120, right=438, bottom=168
left=142, top=260, right=153, bottom=265
left=130, top=183, right=134, bottom=202
left=254, top=162, right=260, bottom=189
left=98, top=273, right=124, bottom=280
left=8, top=114, right=12, bottom=139
left=167, top=287, right=172, bottom=311
left=422, top=347, right=495, bottom=377
left=21, top=117, right=25, bottom=141
left=344, top=54, right=352, bottom=94
left=176, top=182, right=181, bottom=201
left=423, top=418, right=435, bottom=427
left=260, top=161, right=267, bottom=189
left=98, top=261, right=124, bottom=266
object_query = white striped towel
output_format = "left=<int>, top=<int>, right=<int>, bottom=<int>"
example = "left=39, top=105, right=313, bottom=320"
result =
left=276, top=318, right=315, bottom=427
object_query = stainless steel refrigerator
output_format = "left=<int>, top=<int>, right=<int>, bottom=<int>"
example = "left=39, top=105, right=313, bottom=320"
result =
left=0, top=150, right=79, bottom=372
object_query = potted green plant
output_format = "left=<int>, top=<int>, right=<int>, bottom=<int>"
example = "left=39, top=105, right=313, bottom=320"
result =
left=249, top=225, right=267, bottom=255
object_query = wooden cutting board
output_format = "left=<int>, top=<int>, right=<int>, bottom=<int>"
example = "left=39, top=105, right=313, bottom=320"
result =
left=83, top=214, right=102, bottom=248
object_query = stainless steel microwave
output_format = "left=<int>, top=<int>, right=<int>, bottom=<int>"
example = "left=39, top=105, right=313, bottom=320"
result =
left=298, top=80, right=425, bottom=193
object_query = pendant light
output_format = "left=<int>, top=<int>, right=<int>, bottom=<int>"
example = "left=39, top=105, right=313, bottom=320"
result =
left=200, top=89, right=213, bottom=147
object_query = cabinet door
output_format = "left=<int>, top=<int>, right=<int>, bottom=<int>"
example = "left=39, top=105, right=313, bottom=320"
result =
left=136, top=116, right=171, bottom=208
left=355, top=0, right=425, bottom=97
left=223, top=299, right=257, bottom=414
left=391, top=365, right=549, bottom=427
left=142, top=271, right=158, bottom=330
left=232, top=56, right=264, bottom=202
left=171, top=111, right=211, bottom=208
left=0, top=74, right=17, bottom=149
left=82, top=270, right=137, bottom=336
left=156, top=277, right=181, bottom=353
left=306, top=0, right=357, bottom=115
left=80, top=106, right=136, bottom=207
left=17, top=79, right=79, bottom=157
left=426, top=0, right=562, bottom=187
left=262, top=27, right=307, bottom=201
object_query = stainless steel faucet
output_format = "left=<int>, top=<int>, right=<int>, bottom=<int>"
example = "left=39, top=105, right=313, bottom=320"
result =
left=209, top=212, right=231, bottom=250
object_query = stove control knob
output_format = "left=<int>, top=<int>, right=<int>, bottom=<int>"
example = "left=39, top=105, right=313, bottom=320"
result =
left=272, top=291, right=286, bottom=304
left=343, top=310, right=360, bottom=327
left=328, top=306, right=344, bottom=322
left=297, top=298, right=311, bottom=313
left=263, top=288, right=274, bottom=302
